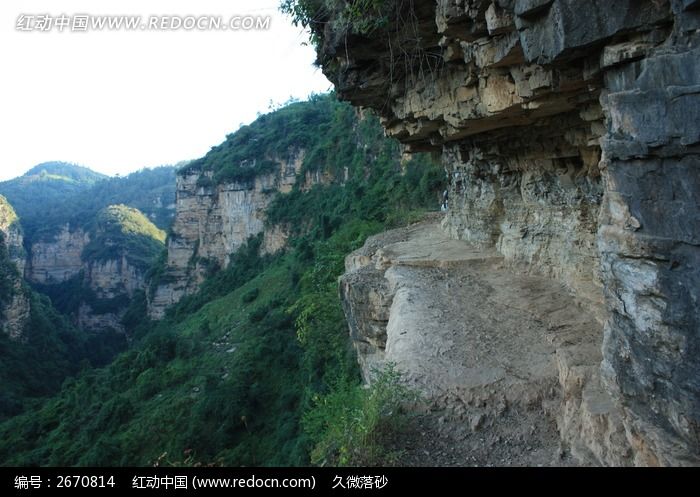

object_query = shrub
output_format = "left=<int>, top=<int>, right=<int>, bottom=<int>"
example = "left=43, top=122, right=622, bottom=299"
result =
left=303, top=364, right=417, bottom=466
left=242, top=288, right=260, bottom=304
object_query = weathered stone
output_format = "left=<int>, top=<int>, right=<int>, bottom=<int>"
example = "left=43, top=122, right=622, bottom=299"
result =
left=26, top=225, right=89, bottom=284
left=0, top=198, right=29, bottom=339
left=341, top=218, right=631, bottom=465
left=148, top=151, right=306, bottom=319
left=87, top=256, right=144, bottom=299
left=485, top=3, right=515, bottom=35
left=316, top=0, right=699, bottom=465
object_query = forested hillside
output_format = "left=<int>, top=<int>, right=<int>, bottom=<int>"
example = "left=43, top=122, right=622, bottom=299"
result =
left=32, top=204, right=166, bottom=337
left=0, top=164, right=176, bottom=244
left=0, top=162, right=177, bottom=421
left=0, top=94, right=443, bottom=466
left=0, top=196, right=93, bottom=421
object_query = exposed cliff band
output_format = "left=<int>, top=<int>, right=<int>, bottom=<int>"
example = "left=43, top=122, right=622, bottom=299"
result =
left=25, top=205, right=165, bottom=334
left=0, top=196, right=30, bottom=340
left=148, top=153, right=306, bottom=319
left=306, top=0, right=700, bottom=465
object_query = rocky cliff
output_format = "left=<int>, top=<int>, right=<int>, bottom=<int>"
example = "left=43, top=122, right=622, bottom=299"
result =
left=25, top=206, right=164, bottom=333
left=342, top=217, right=630, bottom=465
left=0, top=196, right=29, bottom=340
left=76, top=255, right=150, bottom=333
left=312, top=0, right=700, bottom=465
left=147, top=154, right=303, bottom=319
left=26, top=225, right=89, bottom=284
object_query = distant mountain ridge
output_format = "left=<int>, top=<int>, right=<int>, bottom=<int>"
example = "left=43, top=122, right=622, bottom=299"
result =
left=0, top=162, right=176, bottom=337
left=20, top=162, right=107, bottom=185
left=0, top=163, right=177, bottom=244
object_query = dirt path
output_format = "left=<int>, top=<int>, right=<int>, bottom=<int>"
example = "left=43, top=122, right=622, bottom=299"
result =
left=344, top=218, right=629, bottom=466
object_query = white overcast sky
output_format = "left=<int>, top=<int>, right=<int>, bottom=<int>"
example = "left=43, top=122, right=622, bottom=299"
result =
left=0, top=0, right=332, bottom=180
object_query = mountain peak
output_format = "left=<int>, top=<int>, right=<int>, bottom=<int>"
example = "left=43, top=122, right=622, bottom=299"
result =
left=22, top=162, right=106, bottom=184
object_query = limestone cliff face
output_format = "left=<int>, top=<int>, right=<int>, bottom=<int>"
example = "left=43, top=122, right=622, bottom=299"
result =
left=86, top=256, right=144, bottom=300
left=26, top=225, right=89, bottom=284
left=0, top=199, right=29, bottom=340
left=78, top=255, right=148, bottom=333
left=147, top=153, right=303, bottom=319
left=25, top=225, right=151, bottom=333
left=320, top=0, right=700, bottom=465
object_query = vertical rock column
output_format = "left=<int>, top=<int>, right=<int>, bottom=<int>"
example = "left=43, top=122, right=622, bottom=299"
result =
left=598, top=4, right=700, bottom=466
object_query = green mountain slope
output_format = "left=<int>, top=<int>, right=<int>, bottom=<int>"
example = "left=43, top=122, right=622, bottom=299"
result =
left=0, top=165, right=176, bottom=245
left=0, top=197, right=92, bottom=421
left=83, top=204, right=166, bottom=271
left=0, top=290, right=88, bottom=421
left=22, top=162, right=107, bottom=185
left=0, top=163, right=106, bottom=235
left=183, top=94, right=341, bottom=185
left=0, top=94, right=443, bottom=466
left=56, top=167, right=178, bottom=233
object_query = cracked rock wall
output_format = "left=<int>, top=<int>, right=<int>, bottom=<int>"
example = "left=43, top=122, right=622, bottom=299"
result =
left=0, top=198, right=29, bottom=340
left=147, top=153, right=304, bottom=319
left=316, top=0, right=700, bottom=465
left=26, top=224, right=152, bottom=333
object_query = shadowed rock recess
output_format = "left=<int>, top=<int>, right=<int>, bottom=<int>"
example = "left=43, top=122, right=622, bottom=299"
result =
left=316, top=0, right=700, bottom=465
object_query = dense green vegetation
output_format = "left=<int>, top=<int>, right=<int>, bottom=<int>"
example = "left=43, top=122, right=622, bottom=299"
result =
left=281, top=0, right=393, bottom=50
left=0, top=291, right=89, bottom=421
left=304, top=364, right=416, bottom=466
left=182, top=94, right=341, bottom=185
left=0, top=202, right=94, bottom=421
left=0, top=162, right=105, bottom=243
left=0, top=164, right=176, bottom=244
left=0, top=94, right=442, bottom=466
left=63, top=166, right=178, bottom=232
left=22, top=162, right=107, bottom=184
left=0, top=164, right=172, bottom=424
left=83, top=205, right=166, bottom=271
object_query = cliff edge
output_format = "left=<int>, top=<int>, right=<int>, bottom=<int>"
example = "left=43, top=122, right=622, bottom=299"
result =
left=304, top=0, right=700, bottom=465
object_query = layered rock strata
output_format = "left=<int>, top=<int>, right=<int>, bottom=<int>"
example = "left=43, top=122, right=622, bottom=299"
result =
left=320, top=0, right=700, bottom=465
left=341, top=218, right=631, bottom=465
left=26, top=225, right=88, bottom=284
left=148, top=154, right=303, bottom=319
left=0, top=200, right=29, bottom=340
left=26, top=225, right=150, bottom=333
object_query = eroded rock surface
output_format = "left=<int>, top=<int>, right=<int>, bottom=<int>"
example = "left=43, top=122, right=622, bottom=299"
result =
left=341, top=218, right=631, bottom=465
left=0, top=197, right=29, bottom=340
left=148, top=153, right=303, bottom=319
left=26, top=225, right=89, bottom=284
left=319, top=0, right=700, bottom=465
